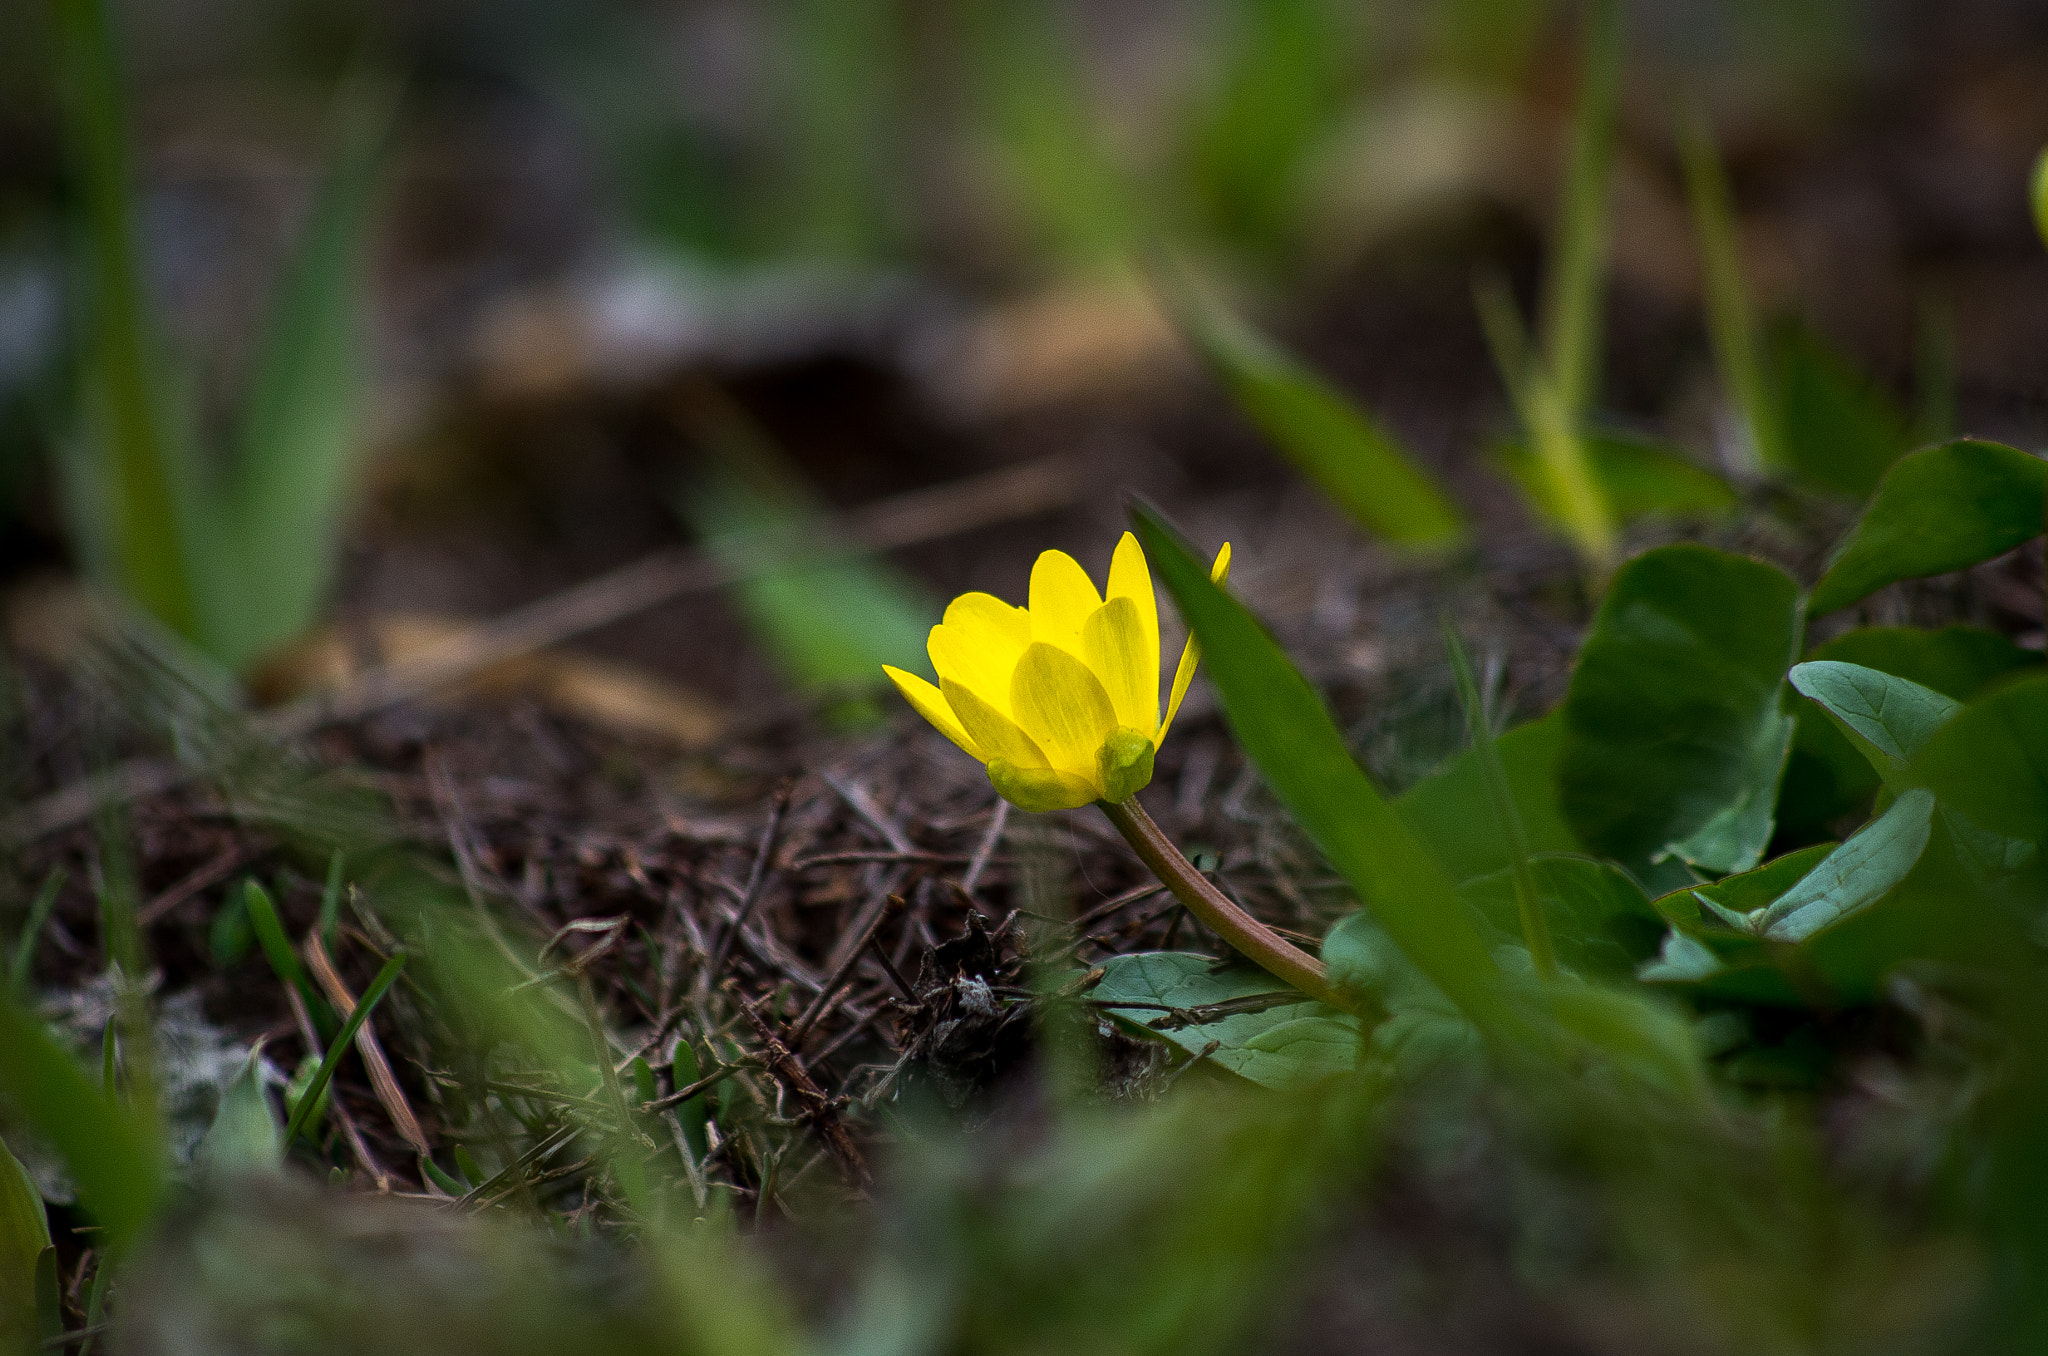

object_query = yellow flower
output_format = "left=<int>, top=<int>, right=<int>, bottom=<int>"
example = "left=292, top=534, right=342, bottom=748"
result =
left=885, top=532, right=1231, bottom=812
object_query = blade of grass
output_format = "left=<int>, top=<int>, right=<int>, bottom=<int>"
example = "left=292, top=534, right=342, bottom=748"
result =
left=1540, top=0, right=1622, bottom=420
left=1680, top=103, right=1780, bottom=474
left=281, top=951, right=406, bottom=1148
left=242, top=879, right=328, bottom=1031
left=1441, top=621, right=1555, bottom=978
left=50, top=0, right=199, bottom=637
left=7, top=867, right=65, bottom=994
left=1131, top=501, right=1520, bottom=1037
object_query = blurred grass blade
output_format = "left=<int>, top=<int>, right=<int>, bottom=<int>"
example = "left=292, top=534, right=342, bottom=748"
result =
left=1809, top=440, right=2048, bottom=616
left=1540, top=0, right=1622, bottom=420
left=779, top=0, right=901, bottom=259
left=243, top=879, right=325, bottom=1026
left=0, top=990, right=164, bottom=1253
left=1442, top=621, right=1554, bottom=978
left=1168, top=278, right=1466, bottom=550
left=282, top=951, right=405, bottom=1147
left=214, top=76, right=396, bottom=671
left=1680, top=105, right=1780, bottom=474
left=51, top=0, right=200, bottom=637
left=7, top=866, right=65, bottom=994
left=2031, top=144, right=2048, bottom=253
left=1131, top=502, right=1516, bottom=1035
left=672, top=382, right=933, bottom=700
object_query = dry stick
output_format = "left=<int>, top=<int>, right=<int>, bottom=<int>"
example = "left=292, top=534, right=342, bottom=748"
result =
left=304, top=933, right=432, bottom=1157
left=733, top=991, right=871, bottom=1188
left=136, top=842, right=251, bottom=927
left=705, top=785, right=792, bottom=989
left=1096, top=797, right=1337, bottom=1008
left=282, top=984, right=393, bottom=1192
left=4, top=452, right=1096, bottom=846
left=823, top=772, right=914, bottom=856
left=960, top=799, right=1009, bottom=897
left=789, top=895, right=905, bottom=1047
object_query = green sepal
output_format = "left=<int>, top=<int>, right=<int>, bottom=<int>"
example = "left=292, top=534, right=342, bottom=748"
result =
left=1097, top=728, right=1156, bottom=804
left=987, top=760, right=1097, bottom=813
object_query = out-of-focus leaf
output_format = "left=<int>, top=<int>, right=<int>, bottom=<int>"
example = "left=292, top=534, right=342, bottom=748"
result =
left=0, top=1132, right=53, bottom=1348
left=1133, top=504, right=1515, bottom=1034
left=1789, top=662, right=1959, bottom=785
left=196, top=1050, right=281, bottom=1175
left=1173, top=285, right=1466, bottom=550
left=1772, top=324, right=1910, bottom=499
left=211, top=79, right=394, bottom=671
left=0, top=991, right=164, bottom=1252
left=1457, top=854, right=1661, bottom=980
left=1754, top=789, right=1936, bottom=943
left=1541, top=983, right=1710, bottom=1106
left=1909, top=675, right=2048, bottom=853
left=1496, top=433, right=1736, bottom=525
left=1637, top=930, right=1723, bottom=983
left=1559, top=544, right=1802, bottom=874
left=1395, top=711, right=1580, bottom=883
left=1094, top=953, right=1361, bottom=1090
left=1809, top=441, right=2048, bottom=616
left=1321, top=912, right=1481, bottom=1077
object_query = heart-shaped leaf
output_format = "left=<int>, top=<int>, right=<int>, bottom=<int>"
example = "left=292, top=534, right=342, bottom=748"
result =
left=1093, top=952, right=1361, bottom=1091
left=1789, top=661, right=1960, bottom=785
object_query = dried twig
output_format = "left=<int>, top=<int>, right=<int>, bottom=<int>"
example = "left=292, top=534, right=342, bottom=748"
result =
left=789, top=894, right=905, bottom=1047
left=733, top=991, right=870, bottom=1188
left=305, top=933, right=432, bottom=1156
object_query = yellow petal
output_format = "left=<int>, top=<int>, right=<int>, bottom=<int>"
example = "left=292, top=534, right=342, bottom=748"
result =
left=1028, top=549, right=1101, bottom=652
left=1009, top=641, right=1118, bottom=779
left=886, top=666, right=981, bottom=759
left=1160, top=542, right=1233, bottom=741
left=987, top=760, right=1098, bottom=813
left=927, top=593, right=1032, bottom=712
left=943, top=678, right=1050, bottom=768
left=1105, top=531, right=1159, bottom=698
left=1081, top=596, right=1157, bottom=734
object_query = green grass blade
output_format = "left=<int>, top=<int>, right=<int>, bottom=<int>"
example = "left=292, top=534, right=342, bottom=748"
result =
left=7, top=866, right=65, bottom=994
left=1442, top=621, right=1554, bottom=978
left=1131, top=502, right=1517, bottom=1036
left=282, top=951, right=406, bottom=1148
left=1680, top=104, right=1781, bottom=473
left=0, top=990, right=165, bottom=1253
left=1540, top=0, right=1622, bottom=420
left=214, top=76, right=396, bottom=670
left=50, top=0, right=200, bottom=638
left=1169, top=278, right=1466, bottom=549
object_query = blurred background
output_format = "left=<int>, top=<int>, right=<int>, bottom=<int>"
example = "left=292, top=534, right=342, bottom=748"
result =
left=4, top=0, right=2047, bottom=717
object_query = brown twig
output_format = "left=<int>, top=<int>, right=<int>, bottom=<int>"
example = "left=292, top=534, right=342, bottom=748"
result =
left=283, top=985, right=393, bottom=1192
left=733, top=991, right=870, bottom=1188
left=789, top=895, right=905, bottom=1047
left=137, top=842, right=252, bottom=927
left=304, top=933, right=432, bottom=1156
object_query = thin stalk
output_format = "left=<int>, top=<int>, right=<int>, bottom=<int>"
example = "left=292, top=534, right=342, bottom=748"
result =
left=1541, top=0, right=1623, bottom=420
left=1680, top=105, right=1781, bottom=473
left=1097, top=796, right=1337, bottom=1008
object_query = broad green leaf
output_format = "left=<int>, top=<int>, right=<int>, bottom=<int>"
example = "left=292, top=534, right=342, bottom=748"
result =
left=0, top=992, right=164, bottom=1252
left=1909, top=675, right=2048, bottom=851
left=1496, top=433, right=1736, bottom=525
left=211, top=79, right=394, bottom=670
left=1456, top=854, right=1660, bottom=980
left=1755, top=789, right=1936, bottom=943
left=1559, top=544, right=1802, bottom=874
left=0, top=1132, right=52, bottom=1347
left=1809, top=440, right=2048, bottom=616
left=1395, top=711, right=1579, bottom=883
left=1773, top=324, right=1910, bottom=498
left=1134, top=505, right=1514, bottom=1034
left=196, top=1050, right=281, bottom=1174
left=1637, top=930, right=1724, bottom=983
left=1174, top=286, right=1466, bottom=549
left=1789, top=661, right=1960, bottom=788
left=1320, top=912, right=1481, bottom=1077
left=1093, top=952, right=1360, bottom=1090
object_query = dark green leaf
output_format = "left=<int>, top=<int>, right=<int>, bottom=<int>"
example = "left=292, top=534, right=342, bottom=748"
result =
left=1134, top=505, right=1514, bottom=1034
left=1093, top=952, right=1361, bottom=1090
left=1173, top=287, right=1466, bottom=549
left=1755, top=789, right=1936, bottom=943
left=1809, top=440, right=2048, bottom=616
left=1496, top=433, right=1736, bottom=524
left=1908, top=675, right=2048, bottom=852
left=1456, top=854, right=1661, bottom=980
left=1560, top=544, right=1802, bottom=874
left=1395, top=711, right=1580, bottom=883
left=1320, top=913, right=1481, bottom=1077
left=1773, top=324, right=1910, bottom=498
left=1789, top=661, right=1960, bottom=784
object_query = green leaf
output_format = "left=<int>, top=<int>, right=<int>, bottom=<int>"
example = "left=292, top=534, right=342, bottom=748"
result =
left=282, top=952, right=406, bottom=1148
left=1908, top=675, right=2048, bottom=852
left=7, top=867, right=65, bottom=995
left=1496, top=433, right=1736, bottom=525
left=1395, top=711, right=1580, bottom=883
left=0, top=991, right=164, bottom=1252
left=1093, top=952, right=1361, bottom=1091
left=1809, top=440, right=2048, bottom=616
left=196, top=1050, right=281, bottom=1174
left=1172, top=284, right=1466, bottom=550
left=1651, top=843, right=1836, bottom=934
left=1320, top=912, right=1481, bottom=1077
left=1559, top=544, right=1803, bottom=874
left=1789, top=661, right=1959, bottom=784
left=1772, top=324, right=1910, bottom=498
left=210, top=78, right=394, bottom=670
left=0, top=1132, right=52, bottom=1348
left=1754, top=789, right=1936, bottom=943
left=1133, top=504, right=1515, bottom=1034
left=1540, top=983, right=1710, bottom=1106
left=1457, top=855, right=1661, bottom=980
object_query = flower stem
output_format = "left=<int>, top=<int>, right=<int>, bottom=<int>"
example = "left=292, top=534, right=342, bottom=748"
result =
left=1097, top=796, right=1338, bottom=1008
